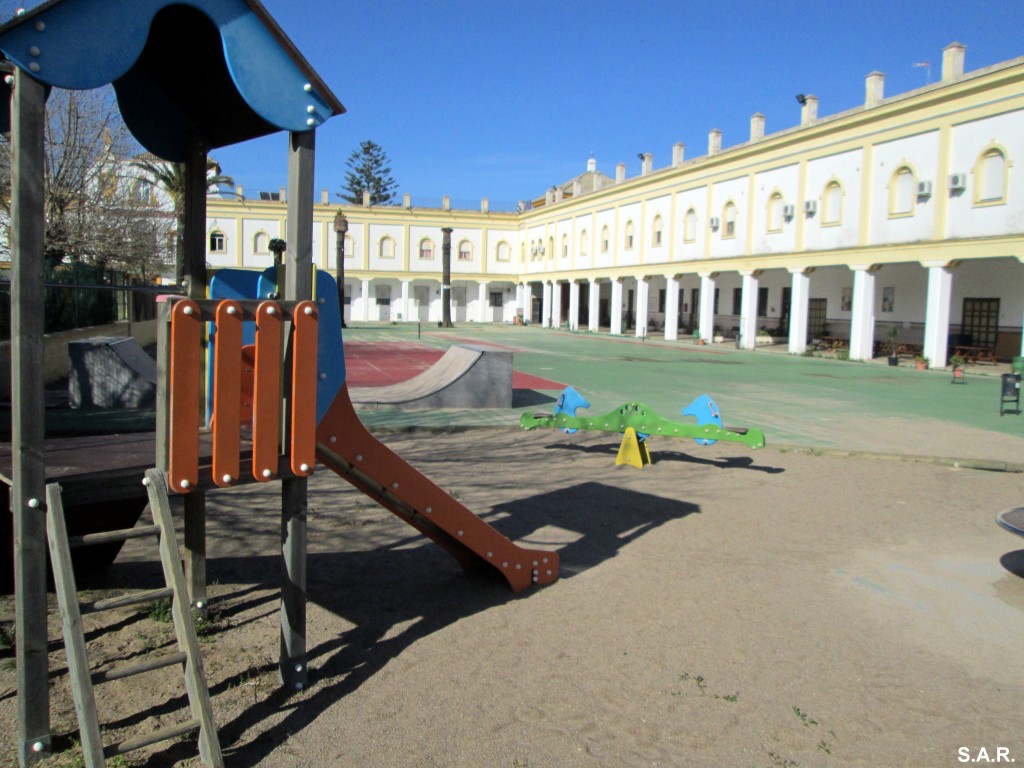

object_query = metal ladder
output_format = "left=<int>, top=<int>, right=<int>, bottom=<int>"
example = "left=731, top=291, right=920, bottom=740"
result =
left=45, top=468, right=223, bottom=767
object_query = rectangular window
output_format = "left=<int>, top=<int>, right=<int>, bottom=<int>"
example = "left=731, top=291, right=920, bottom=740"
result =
left=489, top=291, right=503, bottom=308
left=458, top=245, right=472, bottom=261
left=375, top=284, right=391, bottom=306
left=658, top=289, right=666, bottom=313
left=733, top=287, right=742, bottom=315
left=209, top=232, right=226, bottom=252
left=757, top=287, right=769, bottom=317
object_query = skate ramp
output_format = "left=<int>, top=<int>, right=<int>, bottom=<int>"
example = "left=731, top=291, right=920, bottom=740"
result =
left=68, top=337, right=157, bottom=409
left=349, top=344, right=512, bottom=409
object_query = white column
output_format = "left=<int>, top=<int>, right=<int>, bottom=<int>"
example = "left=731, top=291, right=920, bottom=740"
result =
left=542, top=281, right=552, bottom=328
left=739, top=272, right=759, bottom=350
left=635, top=277, right=650, bottom=338
left=516, top=283, right=526, bottom=321
left=477, top=281, right=489, bottom=323
left=551, top=281, right=563, bottom=328
left=568, top=281, right=580, bottom=330
left=848, top=267, right=876, bottom=361
left=610, top=279, right=623, bottom=335
left=699, top=273, right=716, bottom=344
left=588, top=280, right=601, bottom=331
left=664, top=276, right=680, bottom=341
left=923, top=264, right=953, bottom=368
left=360, top=278, right=371, bottom=321
left=787, top=269, right=811, bottom=354
left=400, top=280, right=411, bottom=322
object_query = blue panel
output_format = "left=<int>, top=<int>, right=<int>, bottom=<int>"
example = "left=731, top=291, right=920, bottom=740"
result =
left=313, top=271, right=346, bottom=426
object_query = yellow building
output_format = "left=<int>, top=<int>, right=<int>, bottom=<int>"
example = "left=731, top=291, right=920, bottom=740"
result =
left=206, top=42, right=1024, bottom=367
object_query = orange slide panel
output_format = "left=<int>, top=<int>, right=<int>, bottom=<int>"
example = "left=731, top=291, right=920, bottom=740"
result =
left=289, top=301, right=318, bottom=477
left=252, top=302, right=283, bottom=482
left=168, top=299, right=202, bottom=494
left=316, top=386, right=559, bottom=592
left=211, top=300, right=243, bottom=487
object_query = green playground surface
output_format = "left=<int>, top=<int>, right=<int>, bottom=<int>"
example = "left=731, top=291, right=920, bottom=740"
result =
left=343, top=322, right=1024, bottom=467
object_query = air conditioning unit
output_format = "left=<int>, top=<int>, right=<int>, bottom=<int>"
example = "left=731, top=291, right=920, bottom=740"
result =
left=709, top=217, right=720, bottom=230
left=948, top=173, right=967, bottom=191
left=917, top=180, right=933, bottom=197
left=804, top=200, right=818, bottom=215
left=783, top=204, right=795, bottom=219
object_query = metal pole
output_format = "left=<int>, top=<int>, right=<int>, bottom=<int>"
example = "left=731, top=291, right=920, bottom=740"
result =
left=182, top=138, right=208, bottom=613
left=11, top=66, right=52, bottom=766
left=441, top=227, right=453, bottom=328
left=280, top=129, right=315, bottom=690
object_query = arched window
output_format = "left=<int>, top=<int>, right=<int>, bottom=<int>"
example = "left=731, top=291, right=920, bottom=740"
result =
left=458, top=240, right=472, bottom=261
left=344, top=234, right=355, bottom=258
left=722, top=202, right=737, bottom=238
left=976, top=147, right=1008, bottom=205
left=601, top=226, right=610, bottom=253
left=548, top=236, right=554, bottom=259
left=579, top=229, right=588, bottom=259
left=496, top=241, right=510, bottom=262
left=624, top=220, right=635, bottom=250
left=561, top=234, right=569, bottom=258
left=254, top=232, right=270, bottom=254
left=822, top=180, right=843, bottom=225
left=683, top=208, right=697, bottom=242
left=652, top=215, right=663, bottom=246
left=379, top=236, right=395, bottom=259
left=889, top=166, right=916, bottom=216
left=767, top=192, right=784, bottom=233
left=209, top=230, right=226, bottom=253
left=419, top=238, right=434, bottom=260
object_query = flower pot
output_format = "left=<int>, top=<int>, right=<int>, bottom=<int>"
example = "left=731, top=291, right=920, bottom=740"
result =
left=915, top=361, right=928, bottom=371
left=887, top=356, right=899, bottom=367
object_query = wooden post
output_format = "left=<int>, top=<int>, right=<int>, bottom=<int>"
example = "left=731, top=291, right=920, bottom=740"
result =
left=11, top=67, right=52, bottom=765
left=181, top=139, right=208, bottom=612
left=280, top=129, right=314, bottom=689
left=333, top=211, right=347, bottom=328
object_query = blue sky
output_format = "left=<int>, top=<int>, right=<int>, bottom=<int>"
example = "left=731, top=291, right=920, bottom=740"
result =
left=59, top=0, right=1024, bottom=207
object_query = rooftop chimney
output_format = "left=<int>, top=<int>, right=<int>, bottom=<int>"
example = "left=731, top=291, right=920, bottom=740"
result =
left=800, top=95, right=818, bottom=126
left=708, top=128, right=722, bottom=156
left=320, top=188, right=329, bottom=204
left=865, top=71, right=885, bottom=107
left=641, top=153, right=653, bottom=176
left=279, top=187, right=286, bottom=202
left=672, top=142, right=685, bottom=166
left=942, top=42, right=965, bottom=81
left=587, top=157, right=597, bottom=173
left=362, top=190, right=370, bottom=207
left=750, top=113, right=765, bottom=141
left=616, top=162, right=626, bottom=183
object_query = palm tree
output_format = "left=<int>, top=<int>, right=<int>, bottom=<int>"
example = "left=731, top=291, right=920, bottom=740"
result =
left=132, top=155, right=235, bottom=285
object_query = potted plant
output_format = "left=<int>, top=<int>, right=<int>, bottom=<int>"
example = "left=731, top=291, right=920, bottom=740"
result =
left=914, top=355, right=930, bottom=371
left=886, top=325, right=900, bottom=366
left=950, top=354, right=966, bottom=383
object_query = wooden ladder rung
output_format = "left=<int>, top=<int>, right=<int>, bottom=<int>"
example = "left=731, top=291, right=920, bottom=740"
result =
left=103, top=719, right=201, bottom=758
left=82, top=587, right=175, bottom=615
left=69, top=524, right=161, bottom=548
left=91, top=652, right=187, bottom=684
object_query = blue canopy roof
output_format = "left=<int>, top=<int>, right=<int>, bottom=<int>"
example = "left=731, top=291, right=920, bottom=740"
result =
left=0, top=0, right=345, bottom=159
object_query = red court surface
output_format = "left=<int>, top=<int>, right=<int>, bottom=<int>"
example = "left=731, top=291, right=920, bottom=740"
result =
left=343, top=341, right=565, bottom=390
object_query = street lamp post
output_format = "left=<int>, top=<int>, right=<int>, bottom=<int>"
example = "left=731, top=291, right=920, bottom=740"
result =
left=333, top=212, right=348, bottom=328
left=441, top=227, right=453, bottom=328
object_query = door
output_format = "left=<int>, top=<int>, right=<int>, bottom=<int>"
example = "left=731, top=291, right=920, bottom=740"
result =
left=689, top=288, right=700, bottom=332
left=961, top=298, right=999, bottom=348
left=808, top=298, right=827, bottom=340
left=780, top=286, right=791, bottom=336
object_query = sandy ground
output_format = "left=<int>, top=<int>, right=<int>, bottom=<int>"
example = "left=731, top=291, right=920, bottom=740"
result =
left=2, top=429, right=1024, bottom=767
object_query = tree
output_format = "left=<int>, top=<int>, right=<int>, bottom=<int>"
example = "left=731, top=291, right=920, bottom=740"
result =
left=132, top=155, right=235, bottom=285
left=0, top=85, right=174, bottom=279
left=339, top=140, right=398, bottom=206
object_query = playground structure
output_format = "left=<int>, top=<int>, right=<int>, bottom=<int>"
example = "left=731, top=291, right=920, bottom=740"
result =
left=0, top=2, right=556, bottom=765
left=521, top=386, right=767, bottom=468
